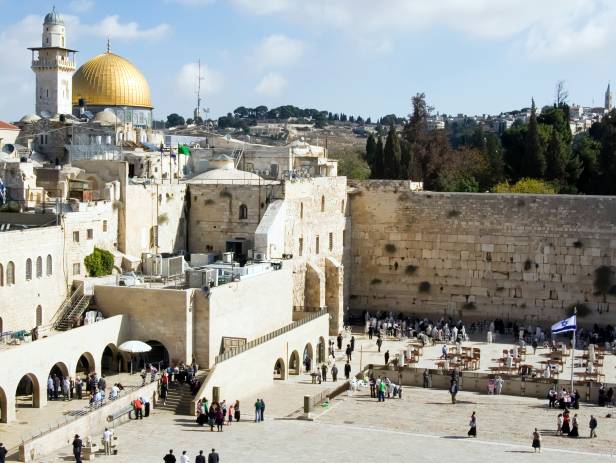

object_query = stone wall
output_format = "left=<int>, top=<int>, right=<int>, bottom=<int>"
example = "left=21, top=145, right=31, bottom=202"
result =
left=348, top=181, right=616, bottom=325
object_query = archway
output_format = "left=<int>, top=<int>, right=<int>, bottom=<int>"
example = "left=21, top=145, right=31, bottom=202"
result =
left=49, top=362, right=69, bottom=379
left=0, top=386, right=7, bottom=423
left=317, top=336, right=326, bottom=363
left=101, top=343, right=122, bottom=374
left=289, top=350, right=300, bottom=375
left=36, top=305, right=43, bottom=327
left=273, top=357, right=286, bottom=380
left=15, top=373, right=40, bottom=408
left=76, top=352, right=96, bottom=378
left=48, top=362, right=69, bottom=401
left=146, top=340, right=170, bottom=370
left=303, top=343, right=314, bottom=372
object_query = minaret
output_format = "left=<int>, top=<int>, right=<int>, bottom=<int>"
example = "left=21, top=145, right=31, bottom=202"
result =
left=605, top=82, right=613, bottom=111
left=28, top=7, right=77, bottom=116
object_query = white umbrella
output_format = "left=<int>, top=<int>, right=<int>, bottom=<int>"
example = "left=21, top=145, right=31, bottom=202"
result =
left=118, top=340, right=152, bottom=353
left=118, top=341, right=152, bottom=374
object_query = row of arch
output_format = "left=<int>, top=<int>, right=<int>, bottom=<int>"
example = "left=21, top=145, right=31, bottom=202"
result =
left=0, top=340, right=170, bottom=423
left=0, top=255, right=53, bottom=287
left=273, top=336, right=326, bottom=381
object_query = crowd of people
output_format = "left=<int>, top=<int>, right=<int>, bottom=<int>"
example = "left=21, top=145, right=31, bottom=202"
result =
left=195, top=398, right=242, bottom=430
left=46, top=371, right=125, bottom=407
left=163, top=448, right=220, bottom=463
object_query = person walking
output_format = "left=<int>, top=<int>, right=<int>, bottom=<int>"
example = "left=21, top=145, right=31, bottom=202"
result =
left=384, top=350, right=390, bottom=365
left=467, top=411, right=477, bottom=438
left=254, top=399, right=261, bottom=422
left=102, top=428, right=113, bottom=455
left=336, top=333, right=343, bottom=350
left=321, top=363, right=328, bottom=382
left=532, top=428, right=541, bottom=453
left=234, top=400, right=240, bottom=422
left=345, top=344, right=352, bottom=362
left=589, top=415, right=598, bottom=438
left=450, top=380, right=459, bottom=404
left=376, top=336, right=383, bottom=353
left=495, top=376, right=504, bottom=395
left=208, top=449, right=219, bottom=463
left=163, top=450, right=176, bottom=463
left=180, top=451, right=190, bottom=463
left=350, top=336, right=355, bottom=352
left=423, top=369, right=431, bottom=388
left=195, top=450, right=206, bottom=463
left=331, top=364, right=338, bottom=382
left=0, top=443, right=8, bottom=463
left=259, top=399, right=265, bottom=421
left=72, top=434, right=82, bottom=463
left=344, top=361, right=351, bottom=380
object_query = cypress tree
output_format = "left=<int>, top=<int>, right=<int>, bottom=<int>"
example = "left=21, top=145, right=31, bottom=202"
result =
left=524, top=98, right=546, bottom=177
left=374, top=136, right=385, bottom=179
left=384, top=124, right=401, bottom=178
left=365, top=134, right=377, bottom=177
left=545, top=129, right=567, bottom=184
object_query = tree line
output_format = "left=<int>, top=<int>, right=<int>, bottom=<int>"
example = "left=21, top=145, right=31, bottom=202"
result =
left=363, top=93, right=616, bottom=195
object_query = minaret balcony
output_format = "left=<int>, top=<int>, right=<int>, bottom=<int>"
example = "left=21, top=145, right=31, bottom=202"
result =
left=32, top=58, right=76, bottom=70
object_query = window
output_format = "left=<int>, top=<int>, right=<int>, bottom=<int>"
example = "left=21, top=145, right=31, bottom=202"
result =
left=150, top=226, right=159, bottom=248
left=341, top=199, right=345, bottom=214
left=300, top=202, right=304, bottom=219
left=6, top=261, right=15, bottom=285
left=239, top=204, right=248, bottom=220
left=316, top=236, right=320, bottom=254
left=25, top=258, right=32, bottom=281
left=329, top=233, right=333, bottom=252
left=103, top=220, right=108, bottom=232
left=73, top=230, right=80, bottom=242
left=0, top=263, right=3, bottom=286
left=36, top=305, right=43, bottom=327
left=270, top=163, right=279, bottom=178
left=46, top=255, right=53, bottom=276
left=87, top=228, right=93, bottom=240
left=321, top=195, right=325, bottom=212
left=36, top=256, right=42, bottom=278
left=72, top=263, right=81, bottom=275
left=299, top=237, right=304, bottom=257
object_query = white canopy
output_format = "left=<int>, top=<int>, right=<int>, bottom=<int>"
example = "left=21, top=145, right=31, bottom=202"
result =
left=118, top=340, right=152, bottom=354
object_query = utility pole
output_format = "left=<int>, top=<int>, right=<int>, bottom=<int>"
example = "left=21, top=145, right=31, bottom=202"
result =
left=195, top=59, right=204, bottom=125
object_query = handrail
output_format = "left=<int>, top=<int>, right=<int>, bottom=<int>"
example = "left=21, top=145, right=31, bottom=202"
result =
left=50, top=285, right=84, bottom=328
left=214, top=309, right=328, bottom=364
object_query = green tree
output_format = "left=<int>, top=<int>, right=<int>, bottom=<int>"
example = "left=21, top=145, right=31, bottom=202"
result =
left=365, top=134, right=377, bottom=177
left=523, top=99, right=546, bottom=178
left=166, top=113, right=185, bottom=128
left=544, top=128, right=567, bottom=185
left=374, top=136, right=385, bottom=179
left=574, top=134, right=601, bottom=193
left=331, top=149, right=371, bottom=179
left=384, top=124, right=401, bottom=178
left=84, top=248, right=114, bottom=277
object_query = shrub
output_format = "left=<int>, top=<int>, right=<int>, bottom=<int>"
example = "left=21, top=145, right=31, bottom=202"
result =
left=384, top=244, right=396, bottom=253
left=447, top=209, right=461, bottom=218
left=370, top=278, right=382, bottom=285
left=84, top=248, right=114, bottom=277
left=405, top=265, right=417, bottom=275
left=492, top=178, right=557, bottom=194
left=418, top=281, right=431, bottom=293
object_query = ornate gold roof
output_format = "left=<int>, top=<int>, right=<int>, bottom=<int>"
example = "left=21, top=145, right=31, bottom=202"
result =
left=72, top=52, right=153, bottom=109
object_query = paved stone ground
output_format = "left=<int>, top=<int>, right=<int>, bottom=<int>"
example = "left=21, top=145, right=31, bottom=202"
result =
left=39, top=384, right=616, bottom=463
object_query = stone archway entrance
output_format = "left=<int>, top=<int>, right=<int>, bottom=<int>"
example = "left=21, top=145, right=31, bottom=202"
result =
left=273, top=357, right=286, bottom=380
left=76, top=352, right=96, bottom=377
left=303, top=343, right=314, bottom=372
left=0, top=385, right=7, bottom=423
left=15, top=373, right=40, bottom=408
left=317, top=336, right=326, bottom=363
left=289, top=350, right=300, bottom=375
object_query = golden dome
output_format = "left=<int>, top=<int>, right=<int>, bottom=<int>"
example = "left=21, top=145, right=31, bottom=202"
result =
left=72, top=52, right=153, bottom=109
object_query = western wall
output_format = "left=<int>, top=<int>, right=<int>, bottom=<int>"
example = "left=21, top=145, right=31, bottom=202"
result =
left=347, top=180, right=616, bottom=326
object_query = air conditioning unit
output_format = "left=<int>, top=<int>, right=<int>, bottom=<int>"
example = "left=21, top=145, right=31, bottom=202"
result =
left=253, top=252, right=266, bottom=262
left=222, top=252, right=234, bottom=263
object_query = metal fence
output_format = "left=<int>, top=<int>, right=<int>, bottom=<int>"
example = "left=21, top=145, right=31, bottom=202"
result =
left=214, top=309, right=328, bottom=364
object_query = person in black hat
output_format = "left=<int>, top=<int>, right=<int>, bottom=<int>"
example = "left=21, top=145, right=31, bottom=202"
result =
left=72, top=435, right=82, bottom=463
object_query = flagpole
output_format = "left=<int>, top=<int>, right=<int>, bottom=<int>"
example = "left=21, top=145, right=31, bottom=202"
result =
left=570, top=306, right=577, bottom=392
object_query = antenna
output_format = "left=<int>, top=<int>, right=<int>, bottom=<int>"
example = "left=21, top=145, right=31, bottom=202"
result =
left=195, top=59, right=204, bottom=124
left=106, top=37, right=111, bottom=53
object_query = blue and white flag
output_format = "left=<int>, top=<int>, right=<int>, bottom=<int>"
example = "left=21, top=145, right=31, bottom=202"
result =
left=0, top=178, right=6, bottom=205
left=551, top=315, right=577, bottom=334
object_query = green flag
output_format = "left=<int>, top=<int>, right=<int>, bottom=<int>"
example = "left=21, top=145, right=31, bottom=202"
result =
left=178, top=144, right=191, bottom=156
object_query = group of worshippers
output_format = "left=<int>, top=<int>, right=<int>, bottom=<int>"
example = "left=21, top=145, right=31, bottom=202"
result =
left=369, top=375, right=402, bottom=401
left=195, top=399, right=242, bottom=430
left=556, top=410, right=598, bottom=438
left=163, top=448, right=220, bottom=463
left=598, top=384, right=615, bottom=406
left=547, top=386, right=581, bottom=409
left=47, top=372, right=123, bottom=406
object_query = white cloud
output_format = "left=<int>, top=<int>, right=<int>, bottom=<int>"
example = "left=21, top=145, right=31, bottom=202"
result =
left=229, top=0, right=616, bottom=59
left=83, top=15, right=170, bottom=40
left=253, top=34, right=305, bottom=69
left=255, top=72, right=287, bottom=97
left=175, top=62, right=224, bottom=97
left=69, top=0, right=95, bottom=13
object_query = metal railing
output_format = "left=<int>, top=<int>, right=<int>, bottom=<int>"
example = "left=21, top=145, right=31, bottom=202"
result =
left=49, top=285, right=84, bottom=329
left=214, top=309, right=328, bottom=364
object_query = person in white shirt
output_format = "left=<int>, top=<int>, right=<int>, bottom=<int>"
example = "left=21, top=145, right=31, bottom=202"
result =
left=102, top=428, right=113, bottom=455
left=110, top=384, right=120, bottom=399
left=180, top=450, right=189, bottom=463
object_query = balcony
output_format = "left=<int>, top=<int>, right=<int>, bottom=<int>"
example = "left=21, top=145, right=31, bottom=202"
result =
left=32, top=58, right=75, bottom=70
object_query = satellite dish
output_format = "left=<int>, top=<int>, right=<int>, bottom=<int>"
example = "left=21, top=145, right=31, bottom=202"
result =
left=2, top=144, right=15, bottom=155
left=40, top=110, right=52, bottom=118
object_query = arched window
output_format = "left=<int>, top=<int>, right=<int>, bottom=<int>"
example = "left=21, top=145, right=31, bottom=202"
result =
left=36, top=257, right=42, bottom=278
left=300, top=202, right=304, bottom=219
left=341, top=199, right=345, bottom=214
left=25, top=259, right=32, bottom=281
left=321, top=195, right=325, bottom=212
left=46, top=255, right=53, bottom=276
left=36, top=305, right=43, bottom=327
left=7, top=261, right=15, bottom=285
left=0, top=263, right=3, bottom=286
left=239, top=204, right=248, bottom=220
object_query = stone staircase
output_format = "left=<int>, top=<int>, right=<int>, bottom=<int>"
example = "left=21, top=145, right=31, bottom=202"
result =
left=157, top=382, right=195, bottom=415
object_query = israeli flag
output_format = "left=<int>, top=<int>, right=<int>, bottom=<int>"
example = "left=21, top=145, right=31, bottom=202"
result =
left=0, top=178, right=6, bottom=205
left=551, top=315, right=577, bottom=334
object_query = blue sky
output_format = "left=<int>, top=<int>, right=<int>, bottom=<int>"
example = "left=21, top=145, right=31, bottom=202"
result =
left=1, top=0, right=616, bottom=122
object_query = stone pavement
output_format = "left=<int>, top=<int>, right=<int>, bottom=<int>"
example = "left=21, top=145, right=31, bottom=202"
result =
left=39, top=384, right=616, bottom=463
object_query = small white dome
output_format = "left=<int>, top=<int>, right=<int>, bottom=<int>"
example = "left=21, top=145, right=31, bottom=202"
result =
left=93, top=110, right=120, bottom=125
left=20, top=113, right=41, bottom=123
